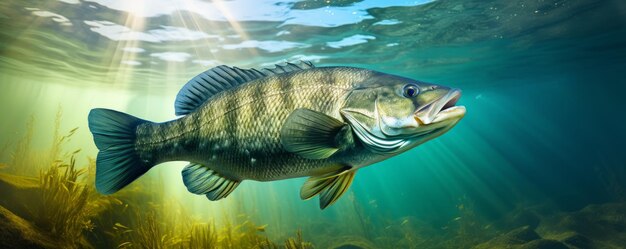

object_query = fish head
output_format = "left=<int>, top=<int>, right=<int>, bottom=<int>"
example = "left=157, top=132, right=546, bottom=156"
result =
left=341, top=72, right=465, bottom=154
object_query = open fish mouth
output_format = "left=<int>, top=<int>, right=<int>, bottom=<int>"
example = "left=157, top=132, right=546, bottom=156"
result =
left=431, top=89, right=466, bottom=123
left=343, top=86, right=466, bottom=154
left=378, top=89, right=466, bottom=139
left=416, top=89, right=466, bottom=125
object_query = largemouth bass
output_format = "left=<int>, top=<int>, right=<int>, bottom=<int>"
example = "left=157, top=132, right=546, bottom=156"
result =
left=88, top=61, right=466, bottom=209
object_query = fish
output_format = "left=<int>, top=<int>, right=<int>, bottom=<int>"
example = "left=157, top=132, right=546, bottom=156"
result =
left=401, top=219, right=409, bottom=225
left=87, top=61, right=465, bottom=209
left=256, top=224, right=268, bottom=232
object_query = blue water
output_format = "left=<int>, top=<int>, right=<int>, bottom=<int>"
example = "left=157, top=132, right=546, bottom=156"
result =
left=1, top=0, right=625, bottom=248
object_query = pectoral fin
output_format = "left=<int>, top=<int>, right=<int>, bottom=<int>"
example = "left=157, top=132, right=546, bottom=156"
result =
left=300, top=167, right=356, bottom=209
left=181, top=163, right=240, bottom=201
left=280, top=108, right=347, bottom=159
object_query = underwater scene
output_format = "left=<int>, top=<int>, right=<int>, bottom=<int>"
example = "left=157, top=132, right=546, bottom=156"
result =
left=1, top=0, right=626, bottom=248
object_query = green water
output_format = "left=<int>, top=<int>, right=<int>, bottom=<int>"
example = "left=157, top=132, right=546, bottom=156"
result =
left=1, top=0, right=625, bottom=248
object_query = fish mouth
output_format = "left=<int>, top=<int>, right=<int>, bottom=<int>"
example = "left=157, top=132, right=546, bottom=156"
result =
left=415, top=89, right=466, bottom=125
left=431, top=89, right=466, bottom=123
left=346, top=89, right=465, bottom=154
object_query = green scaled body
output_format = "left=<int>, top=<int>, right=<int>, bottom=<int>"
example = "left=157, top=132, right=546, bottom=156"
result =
left=88, top=61, right=466, bottom=209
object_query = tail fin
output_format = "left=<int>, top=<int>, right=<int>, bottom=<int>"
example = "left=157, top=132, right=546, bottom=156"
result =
left=88, top=108, right=152, bottom=194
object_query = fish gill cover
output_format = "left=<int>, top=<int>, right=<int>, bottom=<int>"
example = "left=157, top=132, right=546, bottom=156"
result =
left=1, top=0, right=626, bottom=248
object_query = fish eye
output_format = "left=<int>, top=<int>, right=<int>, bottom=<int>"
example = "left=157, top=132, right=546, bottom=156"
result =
left=402, top=84, right=419, bottom=98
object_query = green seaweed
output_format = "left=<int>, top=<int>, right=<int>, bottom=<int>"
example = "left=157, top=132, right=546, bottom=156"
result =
left=35, top=154, right=93, bottom=248
left=189, top=223, right=217, bottom=248
left=283, top=230, right=312, bottom=249
left=110, top=206, right=310, bottom=249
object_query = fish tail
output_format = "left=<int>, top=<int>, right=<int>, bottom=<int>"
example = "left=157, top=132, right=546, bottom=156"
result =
left=88, top=108, right=153, bottom=194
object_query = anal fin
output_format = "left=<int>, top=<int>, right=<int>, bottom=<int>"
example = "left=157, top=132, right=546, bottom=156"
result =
left=182, top=163, right=240, bottom=201
left=300, top=166, right=356, bottom=209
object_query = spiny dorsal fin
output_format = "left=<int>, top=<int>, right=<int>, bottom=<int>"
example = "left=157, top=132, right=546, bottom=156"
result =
left=300, top=166, right=356, bottom=209
left=174, top=61, right=315, bottom=116
left=263, top=60, right=314, bottom=74
left=181, top=163, right=240, bottom=200
left=280, top=108, right=348, bottom=160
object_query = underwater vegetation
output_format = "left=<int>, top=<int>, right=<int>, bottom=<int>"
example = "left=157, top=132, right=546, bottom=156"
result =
left=2, top=112, right=626, bottom=248
left=0, top=112, right=312, bottom=249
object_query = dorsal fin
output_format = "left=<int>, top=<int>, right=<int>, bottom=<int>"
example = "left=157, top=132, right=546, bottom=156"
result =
left=263, top=60, right=314, bottom=74
left=174, top=61, right=315, bottom=116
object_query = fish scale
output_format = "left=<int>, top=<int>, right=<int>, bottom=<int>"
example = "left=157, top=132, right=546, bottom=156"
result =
left=166, top=68, right=362, bottom=181
left=88, top=62, right=465, bottom=209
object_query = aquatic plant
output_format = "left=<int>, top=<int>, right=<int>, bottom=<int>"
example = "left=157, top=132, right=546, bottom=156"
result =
left=135, top=211, right=169, bottom=248
left=27, top=116, right=98, bottom=247
left=40, top=135, right=117, bottom=248
left=189, top=223, right=217, bottom=248
left=283, top=230, right=312, bottom=249
left=111, top=205, right=311, bottom=249
left=0, top=110, right=106, bottom=248
left=93, top=175, right=314, bottom=249
left=0, top=111, right=316, bottom=248
left=6, top=116, right=35, bottom=175
left=35, top=153, right=92, bottom=248
left=4, top=109, right=77, bottom=176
